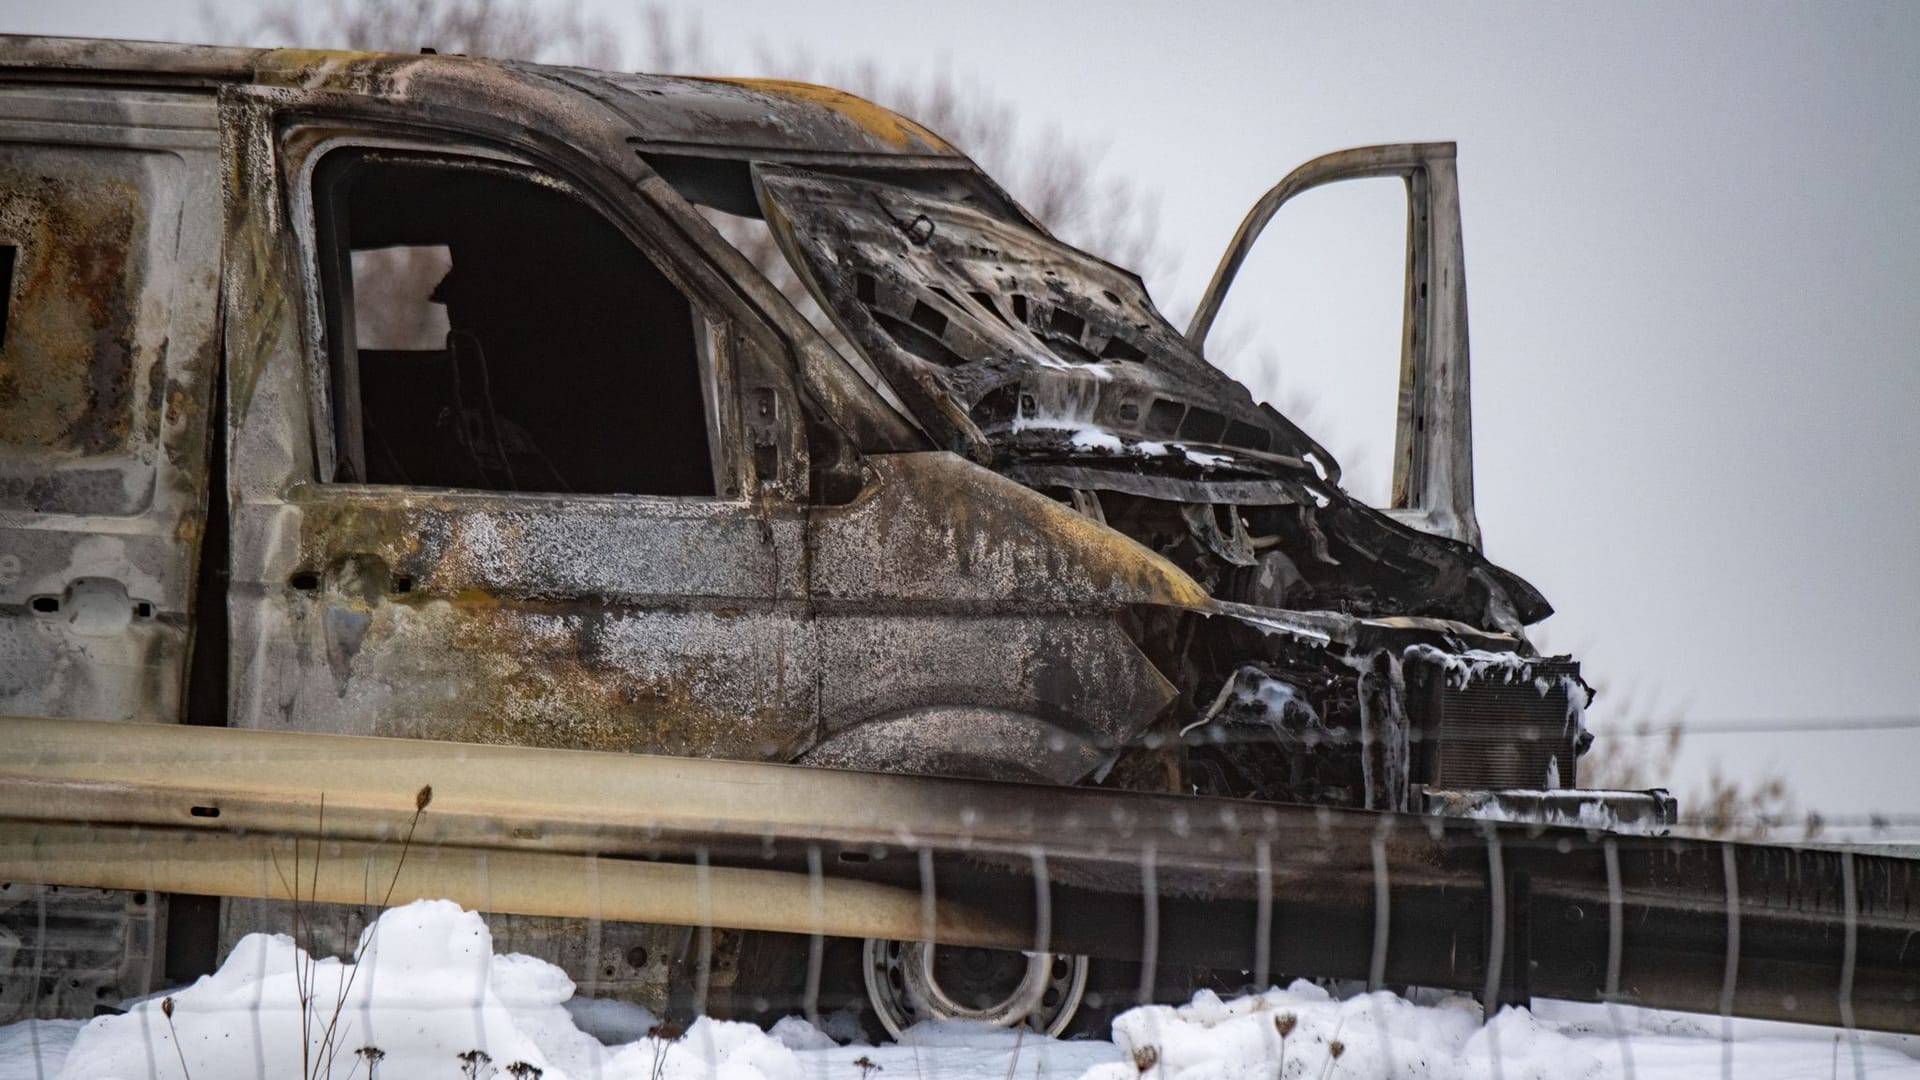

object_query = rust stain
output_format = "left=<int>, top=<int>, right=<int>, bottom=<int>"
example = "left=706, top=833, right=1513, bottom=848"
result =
left=293, top=496, right=431, bottom=569
left=0, top=164, right=143, bottom=454
left=251, top=48, right=401, bottom=93
left=359, top=599, right=778, bottom=759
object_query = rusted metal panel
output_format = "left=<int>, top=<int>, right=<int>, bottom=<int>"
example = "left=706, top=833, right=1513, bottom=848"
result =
left=207, top=102, right=834, bottom=763
left=218, top=84, right=820, bottom=759
left=0, top=86, right=221, bottom=726
left=226, top=461, right=821, bottom=760
left=0, top=81, right=223, bottom=1025
left=0, top=151, right=143, bottom=458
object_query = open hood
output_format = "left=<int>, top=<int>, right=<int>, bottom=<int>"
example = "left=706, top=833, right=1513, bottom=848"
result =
left=755, top=163, right=1551, bottom=629
left=753, top=165, right=1335, bottom=473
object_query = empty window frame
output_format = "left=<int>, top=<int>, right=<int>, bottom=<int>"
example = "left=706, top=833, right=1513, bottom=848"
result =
left=314, top=150, right=716, bottom=496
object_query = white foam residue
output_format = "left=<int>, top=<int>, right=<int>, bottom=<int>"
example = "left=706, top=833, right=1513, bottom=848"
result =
left=1220, top=608, right=1334, bottom=645
left=1182, top=447, right=1232, bottom=467
left=1403, top=643, right=1539, bottom=689
left=1069, top=428, right=1125, bottom=453
left=1026, top=354, right=1117, bottom=381
left=1450, top=793, right=1671, bottom=834
left=1007, top=369, right=1110, bottom=433
left=1558, top=672, right=1590, bottom=742
left=1183, top=667, right=1327, bottom=738
left=1136, top=440, right=1170, bottom=456
left=1236, top=671, right=1321, bottom=728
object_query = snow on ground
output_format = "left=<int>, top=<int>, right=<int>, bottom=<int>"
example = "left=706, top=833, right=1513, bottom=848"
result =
left=1, top=900, right=1914, bottom=1079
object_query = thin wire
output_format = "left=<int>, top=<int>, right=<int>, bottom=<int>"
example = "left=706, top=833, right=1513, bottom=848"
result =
left=1369, top=829, right=1391, bottom=991
left=138, top=979, right=160, bottom=1080
left=693, top=847, right=712, bottom=1018
left=1024, top=846, right=1051, bottom=1080
left=919, top=847, right=938, bottom=949
left=584, top=852, right=602, bottom=1000
left=1603, top=714, right=1920, bottom=736
left=30, top=862, right=48, bottom=1080
left=1482, top=827, right=1505, bottom=1015
left=1603, top=840, right=1623, bottom=1001
left=1719, top=843, right=1739, bottom=1080
left=1029, top=847, right=1052, bottom=957
left=1602, top=838, right=1636, bottom=1080
left=250, top=847, right=270, bottom=1079
left=1253, top=839, right=1273, bottom=990
left=1137, top=843, right=1158, bottom=1005
left=1481, top=825, right=1509, bottom=1080
left=1471, top=825, right=1508, bottom=1080
left=135, top=855, right=159, bottom=1004
left=1680, top=813, right=1920, bottom=831
left=1840, top=851, right=1865, bottom=1080
left=804, top=844, right=824, bottom=1027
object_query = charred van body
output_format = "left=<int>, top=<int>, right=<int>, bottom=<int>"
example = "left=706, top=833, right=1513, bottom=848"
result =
left=0, top=37, right=1666, bottom=1029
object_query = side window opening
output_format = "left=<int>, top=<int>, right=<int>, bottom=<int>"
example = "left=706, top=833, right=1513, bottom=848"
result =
left=316, top=152, right=715, bottom=496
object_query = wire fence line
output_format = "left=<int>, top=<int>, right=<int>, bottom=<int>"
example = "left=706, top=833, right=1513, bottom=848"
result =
left=3, top=718, right=1917, bottom=1078
left=1598, top=715, right=1920, bottom=736
left=4, top=791, right=1917, bottom=1079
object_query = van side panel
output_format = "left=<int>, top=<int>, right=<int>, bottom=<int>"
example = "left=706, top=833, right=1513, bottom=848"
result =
left=0, top=85, right=223, bottom=1018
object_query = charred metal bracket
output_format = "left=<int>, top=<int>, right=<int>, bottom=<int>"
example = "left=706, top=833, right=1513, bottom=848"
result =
left=1187, top=143, right=1481, bottom=549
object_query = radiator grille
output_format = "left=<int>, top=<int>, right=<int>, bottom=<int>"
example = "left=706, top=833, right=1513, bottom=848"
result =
left=1424, top=657, right=1583, bottom=790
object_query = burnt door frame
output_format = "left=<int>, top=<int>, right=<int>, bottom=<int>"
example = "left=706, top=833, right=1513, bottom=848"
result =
left=217, top=85, right=818, bottom=759
left=1185, top=143, right=1481, bottom=549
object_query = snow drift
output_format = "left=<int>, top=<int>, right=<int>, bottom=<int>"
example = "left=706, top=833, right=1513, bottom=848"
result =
left=3, top=900, right=1914, bottom=1080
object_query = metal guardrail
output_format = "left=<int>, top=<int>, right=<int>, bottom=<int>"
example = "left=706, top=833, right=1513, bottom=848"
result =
left=3, top=717, right=1917, bottom=1032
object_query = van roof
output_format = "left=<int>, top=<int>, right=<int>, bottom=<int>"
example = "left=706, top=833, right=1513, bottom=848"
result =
left=0, top=35, right=962, bottom=160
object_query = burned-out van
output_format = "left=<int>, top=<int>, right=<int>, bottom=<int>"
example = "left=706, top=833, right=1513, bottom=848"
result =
left=0, top=36, right=1668, bottom=1033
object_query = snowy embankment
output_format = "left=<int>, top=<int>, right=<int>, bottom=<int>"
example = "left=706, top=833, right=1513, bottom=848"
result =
left=3, top=900, right=1916, bottom=1079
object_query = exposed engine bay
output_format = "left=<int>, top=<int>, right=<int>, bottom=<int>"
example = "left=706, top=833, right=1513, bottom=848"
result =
left=748, top=160, right=1598, bottom=811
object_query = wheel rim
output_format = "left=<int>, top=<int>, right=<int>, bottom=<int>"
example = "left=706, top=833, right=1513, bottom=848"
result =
left=861, top=938, right=1089, bottom=1038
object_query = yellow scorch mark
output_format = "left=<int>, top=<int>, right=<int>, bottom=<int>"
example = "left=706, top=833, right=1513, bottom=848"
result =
left=707, top=77, right=956, bottom=152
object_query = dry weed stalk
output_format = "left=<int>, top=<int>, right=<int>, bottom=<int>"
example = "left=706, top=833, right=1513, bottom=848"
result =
left=266, top=785, right=433, bottom=1080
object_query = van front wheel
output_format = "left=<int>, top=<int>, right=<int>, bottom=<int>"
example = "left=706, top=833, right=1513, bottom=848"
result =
left=860, top=938, right=1089, bottom=1038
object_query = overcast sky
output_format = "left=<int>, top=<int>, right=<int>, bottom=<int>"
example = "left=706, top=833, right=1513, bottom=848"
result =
left=8, top=0, right=1917, bottom=830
